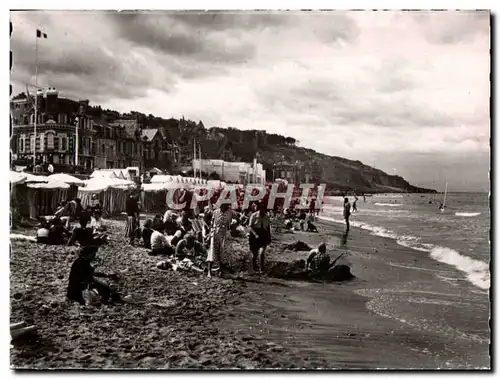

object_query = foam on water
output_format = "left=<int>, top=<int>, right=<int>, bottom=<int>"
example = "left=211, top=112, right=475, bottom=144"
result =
left=374, top=203, right=403, bottom=207
left=318, top=215, right=490, bottom=291
left=455, top=212, right=481, bottom=217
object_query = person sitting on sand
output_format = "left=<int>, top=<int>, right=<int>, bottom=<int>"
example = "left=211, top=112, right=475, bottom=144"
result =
left=142, top=219, right=154, bottom=249
left=48, top=217, right=70, bottom=245
left=176, top=210, right=193, bottom=238
left=163, top=210, right=179, bottom=236
left=54, top=201, right=71, bottom=228
left=36, top=219, right=51, bottom=244
left=152, top=214, right=165, bottom=232
left=248, top=202, right=272, bottom=274
left=149, top=225, right=175, bottom=256
left=67, top=212, right=100, bottom=247
left=306, top=243, right=347, bottom=281
left=67, top=245, right=122, bottom=305
left=91, top=210, right=108, bottom=245
left=306, top=243, right=331, bottom=277
left=175, top=233, right=206, bottom=261
left=306, top=219, right=318, bottom=233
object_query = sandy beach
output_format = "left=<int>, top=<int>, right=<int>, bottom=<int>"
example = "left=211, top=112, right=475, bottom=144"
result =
left=10, top=216, right=490, bottom=369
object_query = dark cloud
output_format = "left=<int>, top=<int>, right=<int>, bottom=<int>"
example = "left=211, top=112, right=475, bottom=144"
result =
left=413, top=11, right=490, bottom=44
left=312, top=13, right=361, bottom=44
left=106, top=12, right=256, bottom=64
left=168, top=11, right=288, bottom=31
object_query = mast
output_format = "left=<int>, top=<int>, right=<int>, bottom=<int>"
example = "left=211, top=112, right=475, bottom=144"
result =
left=443, top=182, right=448, bottom=208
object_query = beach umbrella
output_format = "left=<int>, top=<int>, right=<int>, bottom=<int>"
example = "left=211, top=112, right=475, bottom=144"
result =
left=10, top=171, right=27, bottom=185
left=27, top=181, right=70, bottom=189
left=48, top=173, right=84, bottom=186
left=23, top=173, right=49, bottom=183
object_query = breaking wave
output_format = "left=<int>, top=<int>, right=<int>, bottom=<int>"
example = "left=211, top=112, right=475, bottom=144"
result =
left=455, top=212, right=481, bottom=217
left=317, top=215, right=490, bottom=291
left=374, top=203, right=403, bottom=207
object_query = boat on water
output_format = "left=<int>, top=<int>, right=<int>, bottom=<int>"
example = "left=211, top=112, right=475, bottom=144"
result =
left=439, top=182, right=448, bottom=212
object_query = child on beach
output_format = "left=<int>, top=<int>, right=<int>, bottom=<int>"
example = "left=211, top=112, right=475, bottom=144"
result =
left=67, top=245, right=122, bottom=305
left=67, top=213, right=99, bottom=247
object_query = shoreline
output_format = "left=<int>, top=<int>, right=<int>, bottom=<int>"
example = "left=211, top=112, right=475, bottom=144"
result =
left=10, top=215, right=490, bottom=369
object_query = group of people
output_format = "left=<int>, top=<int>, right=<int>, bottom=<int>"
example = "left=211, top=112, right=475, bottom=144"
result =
left=34, top=188, right=337, bottom=306
left=129, top=198, right=273, bottom=279
left=36, top=195, right=108, bottom=248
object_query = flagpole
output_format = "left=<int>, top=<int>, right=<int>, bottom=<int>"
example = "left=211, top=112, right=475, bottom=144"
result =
left=75, top=117, right=79, bottom=167
left=193, top=138, right=196, bottom=178
left=33, top=34, right=39, bottom=169
left=199, top=144, right=202, bottom=179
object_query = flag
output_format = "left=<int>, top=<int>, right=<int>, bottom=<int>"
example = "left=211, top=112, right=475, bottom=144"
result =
left=36, top=29, right=47, bottom=39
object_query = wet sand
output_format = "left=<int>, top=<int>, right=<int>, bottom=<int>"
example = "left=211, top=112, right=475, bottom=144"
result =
left=10, top=216, right=490, bottom=369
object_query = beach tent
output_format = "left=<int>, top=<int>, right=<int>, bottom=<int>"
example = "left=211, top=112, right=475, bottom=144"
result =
left=78, top=177, right=135, bottom=215
left=25, top=180, right=70, bottom=219
left=48, top=173, right=84, bottom=200
left=141, top=182, right=169, bottom=212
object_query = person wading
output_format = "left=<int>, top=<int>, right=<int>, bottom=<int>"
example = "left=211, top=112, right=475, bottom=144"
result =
left=248, top=202, right=272, bottom=275
left=342, top=197, right=351, bottom=245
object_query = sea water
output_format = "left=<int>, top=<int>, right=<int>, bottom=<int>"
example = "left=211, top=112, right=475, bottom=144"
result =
left=320, top=193, right=491, bottom=291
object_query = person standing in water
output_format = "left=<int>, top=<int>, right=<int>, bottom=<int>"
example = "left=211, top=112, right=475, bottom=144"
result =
left=343, top=197, right=351, bottom=235
left=352, top=195, right=358, bottom=213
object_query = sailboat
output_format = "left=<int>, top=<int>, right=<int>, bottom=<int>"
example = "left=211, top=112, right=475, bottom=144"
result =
left=439, top=182, right=448, bottom=212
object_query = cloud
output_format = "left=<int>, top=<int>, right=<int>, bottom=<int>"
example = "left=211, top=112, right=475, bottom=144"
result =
left=412, top=11, right=490, bottom=45
left=106, top=12, right=256, bottom=64
left=9, top=10, right=490, bottom=191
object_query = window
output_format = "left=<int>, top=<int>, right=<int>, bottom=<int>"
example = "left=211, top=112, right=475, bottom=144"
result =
left=62, top=137, right=67, bottom=151
left=47, top=133, right=54, bottom=149
left=30, top=136, right=35, bottom=153
left=19, top=138, right=24, bottom=153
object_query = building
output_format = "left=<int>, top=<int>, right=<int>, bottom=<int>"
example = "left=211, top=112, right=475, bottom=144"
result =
left=10, top=89, right=151, bottom=173
left=11, top=88, right=96, bottom=172
left=192, top=159, right=266, bottom=184
left=273, top=161, right=312, bottom=184
left=141, top=128, right=171, bottom=170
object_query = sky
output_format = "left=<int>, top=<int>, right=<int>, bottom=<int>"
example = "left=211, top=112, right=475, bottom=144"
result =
left=9, top=10, right=490, bottom=191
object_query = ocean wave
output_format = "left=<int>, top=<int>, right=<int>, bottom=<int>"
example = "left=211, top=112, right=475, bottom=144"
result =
left=455, top=212, right=481, bottom=217
left=317, top=215, right=490, bottom=291
left=373, top=194, right=404, bottom=198
left=374, top=203, right=403, bottom=207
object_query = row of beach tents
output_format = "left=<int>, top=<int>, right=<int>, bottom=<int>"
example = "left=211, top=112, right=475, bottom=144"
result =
left=10, top=170, right=228, bottom=219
